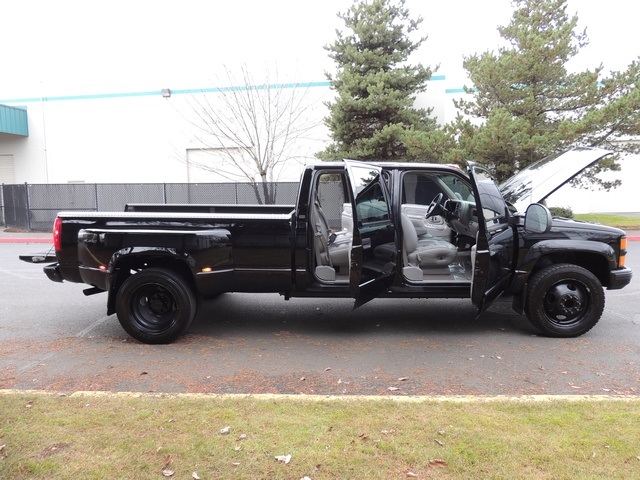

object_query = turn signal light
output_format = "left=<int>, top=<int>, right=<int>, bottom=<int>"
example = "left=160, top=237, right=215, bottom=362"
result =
left=202, top=267, right=213, bottom=273
left=619, top=237, right=627, bottom=268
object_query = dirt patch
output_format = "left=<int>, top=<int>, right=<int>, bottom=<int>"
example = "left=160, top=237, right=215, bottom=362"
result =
left=38, top=443, right=71, bottom=459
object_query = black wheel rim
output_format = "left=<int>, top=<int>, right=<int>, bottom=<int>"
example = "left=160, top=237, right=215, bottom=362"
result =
left=542, top=280, right=590, bottom=327
left=130, top=283, right=178, bottom=334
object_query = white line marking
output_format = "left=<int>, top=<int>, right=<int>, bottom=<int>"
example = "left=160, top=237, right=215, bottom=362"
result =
left=75, top=315, right=111, bottom=338
left=16, top=315, right=111, bottom=374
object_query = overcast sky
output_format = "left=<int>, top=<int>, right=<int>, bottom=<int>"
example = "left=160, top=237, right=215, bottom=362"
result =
left=2, top=0, right=638, bottom=99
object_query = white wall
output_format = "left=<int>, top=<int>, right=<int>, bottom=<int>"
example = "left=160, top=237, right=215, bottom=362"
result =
left=0, top=109, right=47, bottom=183
left=45, top=96, right=174, bottom=183
left=0, top=84, right=334, bottom=185
left=546, top=153, right=640, bottom=214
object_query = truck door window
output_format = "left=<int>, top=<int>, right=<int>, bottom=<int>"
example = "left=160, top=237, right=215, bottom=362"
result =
left=347, top=165, right=380, bottom=197
left=441, top=175, right=474, bottom=201
left=402, top=173, right=444, bottom=204
left=356, top=182, right=389, bottom=225
left=471, top=168, right=509, bottom=230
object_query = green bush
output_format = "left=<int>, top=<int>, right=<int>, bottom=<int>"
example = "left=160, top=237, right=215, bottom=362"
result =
left=549, top=206, right=574, bottom=218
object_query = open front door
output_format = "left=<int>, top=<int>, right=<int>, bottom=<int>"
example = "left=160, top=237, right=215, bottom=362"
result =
left=344, top=161, right=396, bottom=303
left=468, top=164, right=515, bottom=312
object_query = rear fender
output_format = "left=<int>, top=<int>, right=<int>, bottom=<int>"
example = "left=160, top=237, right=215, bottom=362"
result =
left=78, top=227, right=232, bottom=314
left=106, top=247, right=195, bottom=316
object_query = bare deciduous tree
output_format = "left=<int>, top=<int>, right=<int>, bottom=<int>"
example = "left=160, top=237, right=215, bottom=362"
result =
left=184, top=66, right=321, bottom=204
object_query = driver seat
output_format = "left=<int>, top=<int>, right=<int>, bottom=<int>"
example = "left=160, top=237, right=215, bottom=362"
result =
left=373, top=213, right=456, bottom=274
left=401, top=213, right=456, bottom=272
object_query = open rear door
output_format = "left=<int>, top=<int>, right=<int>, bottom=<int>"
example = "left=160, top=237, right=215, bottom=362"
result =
left=344, top=161, right=396, bottom=304
left=468, top=164, right=515, bottom=312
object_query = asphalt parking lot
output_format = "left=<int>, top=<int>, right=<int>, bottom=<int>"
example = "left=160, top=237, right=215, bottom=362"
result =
left=0, top=238, right=638, bottom=396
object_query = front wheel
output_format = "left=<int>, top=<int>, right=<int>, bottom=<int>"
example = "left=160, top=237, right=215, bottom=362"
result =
left=525, top=263, right=604, bottom=338
left=116, top=268, right=197, bottom=344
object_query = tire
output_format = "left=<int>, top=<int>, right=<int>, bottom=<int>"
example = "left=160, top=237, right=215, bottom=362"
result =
left=525, top=263, right=604, bottom=338
left=116, top=268, right=197, bottom=344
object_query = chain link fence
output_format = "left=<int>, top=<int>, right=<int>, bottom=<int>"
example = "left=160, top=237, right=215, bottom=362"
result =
left=1, top=182, right=303, bottom=231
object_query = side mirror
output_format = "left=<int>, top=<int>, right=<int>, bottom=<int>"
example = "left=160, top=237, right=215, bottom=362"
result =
left=524, top=203, right=552, bottom=234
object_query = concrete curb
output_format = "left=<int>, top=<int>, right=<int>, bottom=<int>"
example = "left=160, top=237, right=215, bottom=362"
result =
left=0, top=237, right=52, bottom=244
left=1, top=389, right=639, bottom=403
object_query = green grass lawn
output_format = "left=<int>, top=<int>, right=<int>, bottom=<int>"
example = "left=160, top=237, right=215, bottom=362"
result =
left=1, top=392, right=639, bottom=479
left=574, top=213, right=640, bottom=230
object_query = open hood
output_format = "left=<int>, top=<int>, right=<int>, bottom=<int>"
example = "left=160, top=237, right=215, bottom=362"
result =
left=499, top=147, right=613, bottom=213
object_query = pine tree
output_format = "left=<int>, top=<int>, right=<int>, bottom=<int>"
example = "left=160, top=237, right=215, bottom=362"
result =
left=451, top=0, right=640, bottom=184
left=319, top=0, right=439, bottom=161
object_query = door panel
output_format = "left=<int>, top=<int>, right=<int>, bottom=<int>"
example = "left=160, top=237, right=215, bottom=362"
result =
left=468, top=164, right=514, bottom=311
left=344, top=161, right=396, bottom=299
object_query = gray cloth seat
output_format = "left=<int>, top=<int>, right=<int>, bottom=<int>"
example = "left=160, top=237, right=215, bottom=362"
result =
left=374, top=213, right=456, bottom=269
left=402, top=213, right=456, bottom=268
left=311, top=199, right=351, bottom=271
left=326, top=233, right=351, bottom=266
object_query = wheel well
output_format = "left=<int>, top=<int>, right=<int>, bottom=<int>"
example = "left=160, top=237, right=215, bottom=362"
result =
left=530, top=252, right=610, bottom=287
left=107, top=255, right=196, bottom=315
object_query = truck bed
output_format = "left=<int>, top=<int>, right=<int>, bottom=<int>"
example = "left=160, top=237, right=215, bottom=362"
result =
left=52, top=205, right=298, bottom=295
left=125, top=203, right=295, bottom=215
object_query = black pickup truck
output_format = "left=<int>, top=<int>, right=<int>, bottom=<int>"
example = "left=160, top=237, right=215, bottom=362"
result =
left=31, top=148, right=631, bottom=343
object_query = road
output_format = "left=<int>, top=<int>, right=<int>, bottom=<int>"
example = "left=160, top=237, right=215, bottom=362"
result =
left=1, top=241, right=638, bottom=396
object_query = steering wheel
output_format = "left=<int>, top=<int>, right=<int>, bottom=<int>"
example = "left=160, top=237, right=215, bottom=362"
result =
left=426, top=193, right=444, bottom=218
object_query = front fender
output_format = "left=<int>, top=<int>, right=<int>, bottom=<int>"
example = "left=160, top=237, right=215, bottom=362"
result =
left=511, top=239, right=617, bottom=315
left=521, top=239, right=617, bottom=270
left=511, top=239, right=617, bottom=300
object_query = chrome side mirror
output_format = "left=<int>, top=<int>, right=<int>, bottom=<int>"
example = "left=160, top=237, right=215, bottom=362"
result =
left=524, top=203, right=552, bottom=234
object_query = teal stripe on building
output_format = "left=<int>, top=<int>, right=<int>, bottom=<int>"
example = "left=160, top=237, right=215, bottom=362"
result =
left=0, top=104, right=29, bottom=136
left=0, top=75, right=450, bottom=105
